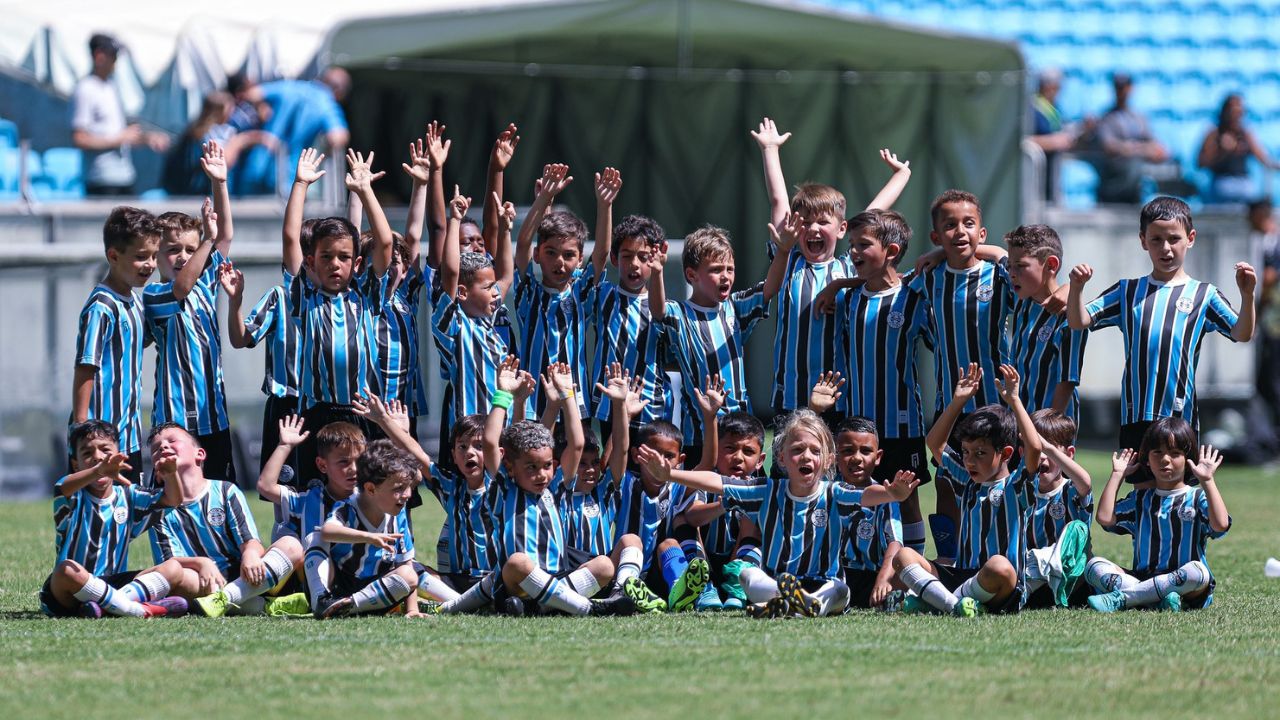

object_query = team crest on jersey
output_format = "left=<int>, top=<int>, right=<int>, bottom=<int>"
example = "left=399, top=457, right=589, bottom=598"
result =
left=988, top=487, right=1005, bottom=508
left=856, top=519, right=875, bottom=540
left=811, top=509, right=829, bottom=528
left=113, top=505, right=129, bottom=524
left=658, top=498, right=670, bottom=517
left=1037, top=325, right=1054, bottom=342
left=1178, top=503, right=1196, bottom=521
left=976, top=284, right=994, bottom=302
left=1048, top=501, right=1066, bottom=520
left=541, top=490, right=557, bottom=510
left=207, top=507, right=226, bottom=527
left=1175, top=296, right=1195, bottom=314
left=583, top=498, right=600, bottom=518
left=887, top=311, right=906, bottom=329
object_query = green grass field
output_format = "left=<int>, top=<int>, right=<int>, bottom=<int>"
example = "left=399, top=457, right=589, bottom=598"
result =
left=3, top=450, right=1279, bottom=719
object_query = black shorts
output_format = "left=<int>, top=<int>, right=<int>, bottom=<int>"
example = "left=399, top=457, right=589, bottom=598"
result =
left=330, top=561, right=426, bottom=613
left=877, top=436, right=932, bottom=486
left=935, top=565, right=1022, bottom=614
left=552, top=546, right=597, bottom=581
left=1024, top=579, right=1094, bottom=610
left=441, top=573, right=484, bottom=594
left=844, top=567, right=882, bottom=610
left=40, top=570, right=139, bottom=617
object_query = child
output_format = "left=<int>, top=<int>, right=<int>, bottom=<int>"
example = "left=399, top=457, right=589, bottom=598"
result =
left=1085, top=418, right=1230, bottom=612
left=1006, top=224, right=1088, bottom=419
left=71, top=205, right=160, bottom=483
left=282, top=148, right=395, bottom=478
left=829, top=415, right=904, bottom=611
left=41, top=421, right=188, bottom=618
left=315, top=439, right=448, bottom=618
left=511, top=162, right=602, bottom=417
left=639, top=409, right=917, bottom=618
left=891, top=364, right=1048, bottom=617
left=1022, top=409, right=1093, bottom=609
left=1068, top=196, right=1255, bottom=456
left=145, top=423, right=309, bottom=617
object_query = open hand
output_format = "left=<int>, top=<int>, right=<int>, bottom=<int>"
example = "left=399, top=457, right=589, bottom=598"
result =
left=295, top=148, right=326, bottom=185
left=278, top=414, right=310, bottom=448
left=751, top=117, right=791, bottom=150
left=1190, top=445, right=1224, bottom=484
left=809, top=371, right=845, bottom=414
left=200, top=140, right=228, bottom=183
left=595, top=167, right=622, bottom=206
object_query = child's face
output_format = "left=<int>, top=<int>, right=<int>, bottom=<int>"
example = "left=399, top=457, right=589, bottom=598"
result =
left=1036, top=442, right=1074, bottom=483
left=574, top=450, right=604, bottom=493
left=457, top=267, right=502, bottom=318
left=1146, top=442, right=1188, bottom=486
left=634, top=435, right=685, bottom=486
left=157, top=229, right=200, bottom=282
left=306, top=236, right=358, bottom=293
left=506, top=446, right=557, bottom=495
left=796, top=211, right=846, bottom=264
left=684, top=253, right=735, bottom=303
left=959, top=437, right=1011, bottom=482
left=535, top=235, right=582, bottom=289
left=106, top=236, right=159, bottom=288
left=715, top=433, right=763, bottom=478
left=1140, top=219, right=1195, bottom=280
left=451, top=433, right=485, bottom=484
left=149, top=427, right=205, bottom=472
left=364, top=474, right=414, bottom=517
left=460, top=223, right=485, bottom=256
left=72, top=434, right=120, bottom=496
left=835, top=430, right=883, bottom=486
left=613, top=236, right=659, bottom=293
left=1007, top=248, right=1058, bottom=301
left=316, top=444, right=362, bottom=499
left=847, top=227, right=896, bottom=280
left=781, top=429, right=829, bottom=488
left=930, top=201, right=986, bottom=267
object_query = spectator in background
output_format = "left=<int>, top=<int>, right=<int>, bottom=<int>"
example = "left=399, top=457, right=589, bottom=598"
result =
left=233, top=68, right=351, bottom=195
left=1198, top=94, right=1280, bottom=205
left=1094, top=72, right=1170, bottom=204
left=1250, top=200, right=1280, bottom=458
left=1027, top=69, right=1080, bottom=201
left=71, top=33, right=169, bottom=196
left=161, top=91, right=277, bottom=196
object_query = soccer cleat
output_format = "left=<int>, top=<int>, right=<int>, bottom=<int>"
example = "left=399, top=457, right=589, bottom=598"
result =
left=718, top=559, right=750, bottom=610
left=667, top=558, right=710, bottom=613
left=1087, top=590, right=1127, bottom=613
left=312, top=592, right=354, bottom=620
left=745, top=595, right=792, bottom=619
left=900, top=594, right=929, bottom=615
left=1159, top=592, right=1182, bottom=613
left=722, top=594, right=746, bottom=612
left=695, top=582, right=724, bottom=612
left=417, top=599, right=443, bottom=615
left=622, top=577, right=667, bottom=614
left=264, top=592, right=311, bottom=617
left=194, top=589, right=232, bottom=618
left=777, top=573, right=820, bottom=618
left=496, top=596, right=526, bottom=617
left=80, top=601, right=104, bottom=619
left=146, top=596, right=189, bottom=618
left=879, top=589, right=906, bottom=613
left=590, top=589, right=639, bottom=617
left=951, top=597, right=979, bottom=618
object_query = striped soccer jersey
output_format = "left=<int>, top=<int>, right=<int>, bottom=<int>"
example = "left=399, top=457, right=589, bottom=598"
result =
left=771, top=250, right=856, bottom=411
left=431, top=287, right=510, bottom=429
left=148, top=479, right=258, bottom=575
left=660, top=284, right=770, bottom=445
left=721, top=478, right=872, bottom=582
left=422, top=465, right=495, bottom=578
left=696, top=474, right=767, bottom=558
left=557, top=469, right=619, bottom=558
left=143, top=250, right=229, bottom=434
left=1010, top=297, right=1088, bottom=418
left=1106, top=486, right=1229, bottom=576
left=486, top=472, right=568, bottom=572
left=514, top=265, right=595, bottom=417
left=587, top=270, right=672, bottom=425
left=1025, top=479, right=1093, bottom=551
left=1085, top=276, right=1237, bottom=426
left=369, top=264, right=430, bottom=417
left=242, top=285, right=300, bottom=399
left=834, top=280, right=934, bottom=438
left=74, top=284, right=151, bottom=454
left=287, top=267, right=389, bottom=408
left=939, top=451, right=1035, bottom=579
left=908, top=260, right=1015, bottom=413
left=613, top=471, right=689, bottom=572
left=841, top=482, right=903, bottom=573
left=271, top=480, right=344, bottom=542
left=326, top=498, right=415, bottom=581
left=53, top=480, right=163, bottom=576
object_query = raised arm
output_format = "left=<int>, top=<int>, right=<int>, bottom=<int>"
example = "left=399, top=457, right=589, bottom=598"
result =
left=172, top=197, right=219, bottom=301
left=856, top=470, right=920, bottom=508
left=401, top=137, right=433, bottom=269
left=345, top=150, right=392, bottom=277
left=807, top=371, right=846, bottom=414
left=285, top=148, right=326, bottom=276
left=516, top=163, right=573, bottom=273
left=548, top=362, right=585, bottom=481
left=864, top=149, right=912, bottom=211
left=484, top=356, right=522, bottom=475
left=201, top=141, right=234, bottom=255
left=647, top=247, right=668, bottom=320
left=58, top=452, right=132, bottom=498
left=692, top=375, right=726, bottom=471
left=1096, top=449, right=1136, bottom=528
left=1190, top=446, right=1230, bottom=533
left=926, top=363, right=982, bottom=462
left=1233, top=262, right=1257, bottom=342
left=596, top=363, right=633, bottom=480
left=1066, top=264, right=1095, bottom=330
left=763, top=213, right=802, bottom=301
left=424, top=122, right=451, bottom=269
left=219, top=264, right=249, bottom=348
left=593, top=167, right=622, bottom=277
left=355, top=395, right=431, bottom=473
left=484, top=123, right=519, bottom=258
left=439, top=187, right=472, bottom=300
left=996, top=364, right=1042, bottom=472
left=1041, top=442, right=1092, bottom=498
left=257, top=415, right=309, bottom=504
left=493, top=195, right=516, bottom=301
left=636, top=444, right=725, bottom=495
left=751, top=117, right=792, bottom=229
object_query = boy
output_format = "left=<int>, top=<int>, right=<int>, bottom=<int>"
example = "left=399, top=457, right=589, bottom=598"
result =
left=891, top=364, right=1048, bottom=617
left=1006, top=224, right=1088, bottom=419
left=315, top=440, right=442, bottom=618
left=511, top=162, right=601, bottom=417
left=282, top=148, right=395, bottom=478
left=71, top=205, right=160, bottom=483
left=1067, top=196, right=1255, bottom=455
left=829, top=415, right=904, bottom=611
left=41, top=421, right=188, bottom=618
left=1022, top=409, right=1093, bottom=608
left=1086, top=418, right=1230, bottom=612
left=144, top=141, right=236, bottom=482
left=146, top=423, right=309, bottom=617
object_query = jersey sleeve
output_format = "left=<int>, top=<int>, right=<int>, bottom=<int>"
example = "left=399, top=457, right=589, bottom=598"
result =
left=1106, top=492, right=1138, bottom=536
left=75, top=303, right=114, bottom=368
left=730, top=282, right=771, bottom=340
left=1085, top=282, right=1124, bottom=330
left=831, top=482, right=867, bottom=518
left=1204, top=285, right=1240, bottom=340
left=1058, top=325, right=1088, bottom=385
left=1195, top=488, right=1230, bottom=539
left=882, top=502, right=904, bottom=547
left=225, top=484, right=260, bottom=547
left=396, top=509, right=415, bottom=561
left=199, top=250, right=226, bottom=299
left=242, top=287, right=281, bottom=348
left=939, top=449, right=970, bottom=494
left=1008, top=464, right=1037, bottom=511
left=430, top=295, right=462, bottom=362
left=359, top=266, right=392, bottom=315
left=143, top=280, right=183, bottom=322
left=126, top=486, right=165, bottom=537
left=720, top=481, right=768, bottom=522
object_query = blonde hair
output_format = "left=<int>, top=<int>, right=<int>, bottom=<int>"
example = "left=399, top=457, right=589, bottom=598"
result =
left=790, top=183, right=847, bottom=220
left=772, top=409, right=836, bottom=481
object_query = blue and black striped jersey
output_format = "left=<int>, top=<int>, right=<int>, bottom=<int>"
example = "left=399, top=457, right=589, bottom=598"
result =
left=287, top=267, right=389, bottom=408
left=422, top=465, right=495, bottom=578
left=514, top=266, right=595, bottom=417
left=431, top=287, right=510, bottom=427
left=326, top=498, right=415, bottom=581
left=556, top=469, right=619, bottom=558
left=587, top=270, right=672, bottom=425
left=53, top=480, right=163, bottom=576
left=486, top=471, right=567, bottom=572
left=1025, top=479, right=1092, bottom=551
left=613, top=471, right=686, bottom=571
left=693, top=474, right=766, bottom=558
left=1010, top=298, right=1088, bottom=419
left=271, top=480, right=344, bottom=542
left=370, top=264, right=430, bottom=417
left=242, top=285, right=300, bottom=399
left=1105, top=486, right=1229, bottom=576
left=148, top=480, right=258, bottom=575
left=74, top=284, right=151, bottom=454
left=841, top=482, right=903, bottom=573
left=771, top=250, right=856, bottom=411
left=939, top=451, right=1035, bottom=579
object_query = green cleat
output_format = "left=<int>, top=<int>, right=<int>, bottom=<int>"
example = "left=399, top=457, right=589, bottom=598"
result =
left=195, top=589, right=232, bottom=618
left=418, top=599, right=443, bottom=615
left=719, top=559, right=750, bottom=610
left=777, top=573, right=820, bottom=618
left=1087, top=590, right=1127, bottom=613
left=264, top=592, right=311, bottom=617
left=900, top=594, right=929, bottom=615
left=623, top=577, right=667, bottom=614
left=1158, top=592, right=1182, bottom=613
left=667, top=558, right=710, bottom=613
left=952, top=596, right=979, bottom=618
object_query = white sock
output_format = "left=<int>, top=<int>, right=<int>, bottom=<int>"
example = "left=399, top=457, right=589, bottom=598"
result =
left=417, top=571, right=461, bottom=602
left=121, top=572, right=170, bottom=603
left=441, top=572, right=496, bottom=614
left=957, top=574, right=996, bottom=604
left=740, top=566, right=779, bottom=604
left=350, top=572, right=414, bottom=613
left=902, top=521, right=926, bottom=554
left=519, top=567, right=591, bottom=616
left=74, top=576, right=146, bottom=617
left=811, top=580, right=851, bottom=616
left=303, top=542, right=331, bottom=608
left=899, top=564, right=958, bottom=613
left=224, top=548, right=295, bottom=604
left=1121, top=561, right=1211, bottom=607
left=567, top=566, right=602, bottom=598
left=1085, top=557, right=1140, bottom=594
left=616, top=546, right=643, bottom=586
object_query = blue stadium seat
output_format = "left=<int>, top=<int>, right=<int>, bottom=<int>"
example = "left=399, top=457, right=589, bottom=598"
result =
left=0, top=118, right=16, bottom=148
left=33, top=147, right=84, bottom=200
left=0, top=147, right=42, bottom=198
left=1061, top=158, right=1099, bottom=209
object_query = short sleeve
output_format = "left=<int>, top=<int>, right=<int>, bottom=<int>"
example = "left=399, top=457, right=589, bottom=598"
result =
left=76, top=304, right=114, bottom=368
left=831, top=482, right=867, bottom=518
left=939, top=449, right=970, bottom=493
left=572, top=266, right=598, bottom=305
left=1196, top=489, right=1230, bottom=539
left=70, top=82, right=97, bottom=131
left=126, top=486, right=164, bottom=529
left=1059, top=325, right=1088, bottom=384
left=359, top=267, right=392, bottom=315
left=720, top=482, right=768, bottom=520
left=730, top=282, right=770, bottom=338
left=1107, top=493, right=1138, bottom=536
left=143, top=280, right=182, bottom=322
left=242, top=288, right=281, bottom=348
left=883, top=502, right=903, bottom=545
left=1204, top=286, right=1239, bottom=340
left=225, top=485, right=259, bottom=546
left=1085, top=282, right=1124, bottom=330
left=431, top=295, right=462, bottom=359
left=198, top=250, right=225, bottom=299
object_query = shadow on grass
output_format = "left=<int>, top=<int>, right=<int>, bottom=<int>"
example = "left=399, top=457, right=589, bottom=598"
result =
left=0, top=611, right=46, bottom=620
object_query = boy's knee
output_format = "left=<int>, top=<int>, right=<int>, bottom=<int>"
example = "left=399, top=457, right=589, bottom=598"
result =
left=618, top=533, right=641, bottom=550
left=983, top=556, right=1017, bottom=586
left=272, top=536, right=304, bottom=564
left=396, top=564, right=419, bottom=587
left=893, top=547, right=923, bottom=571
left=657, top=538, right=680, bottom=553
left=505, top=553, right=533, bottom=575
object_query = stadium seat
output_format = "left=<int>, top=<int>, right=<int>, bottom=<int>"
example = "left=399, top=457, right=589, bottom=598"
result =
left=1061, top=158, right=1099, bottom=210
left=0, top=119, right=16, bottom=148
left=33, top=147, right=85, bottom=200
left=0, top=147, right=42, bottom=198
